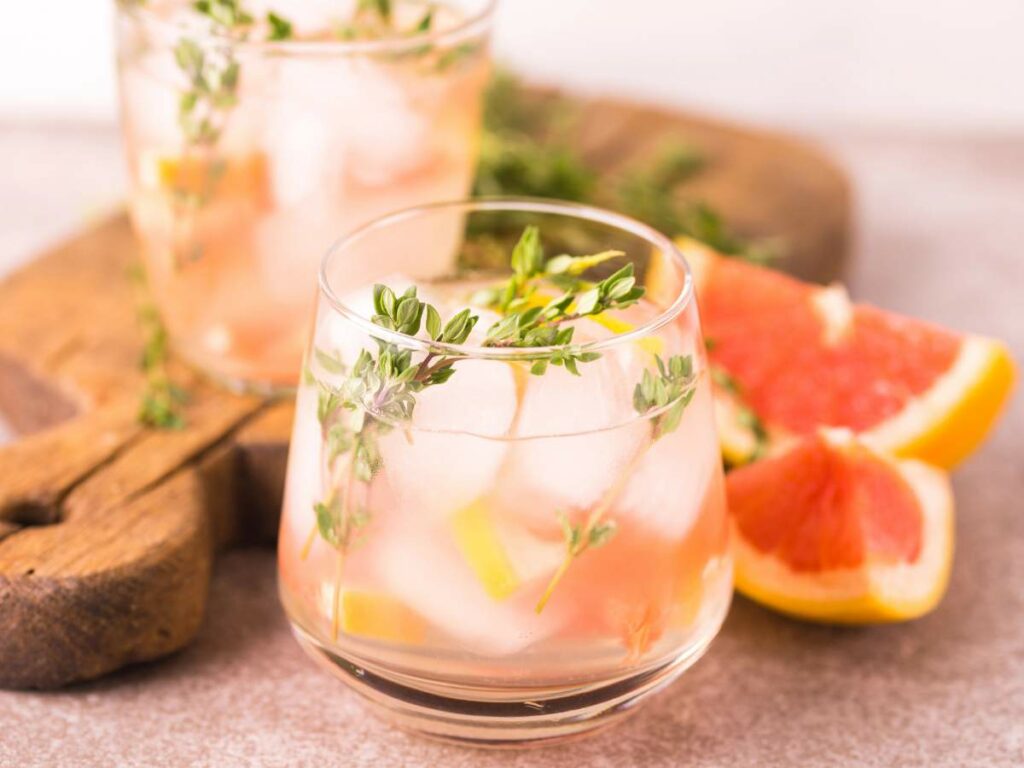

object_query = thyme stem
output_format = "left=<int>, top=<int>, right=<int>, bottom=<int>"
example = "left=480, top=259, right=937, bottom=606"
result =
left=535, top=445, right=646, bottom=613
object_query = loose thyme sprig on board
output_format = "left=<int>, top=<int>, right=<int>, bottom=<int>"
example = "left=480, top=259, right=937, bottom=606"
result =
left=475, top=71, right=775, bottom=264
left=535, top=353, right=698, bottom=613
left=127, top=264, right=189, bottom=429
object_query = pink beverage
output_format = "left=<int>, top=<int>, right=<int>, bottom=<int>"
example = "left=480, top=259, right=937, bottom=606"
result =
left=278, top=200, right=732, bottom=744
left=114, top=0, right=493, bottom=392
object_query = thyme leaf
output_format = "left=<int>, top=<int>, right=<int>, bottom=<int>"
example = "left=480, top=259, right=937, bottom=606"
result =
left=266, top=11, right=292, bottom=40
left=129, top=265, right=189, bottom=430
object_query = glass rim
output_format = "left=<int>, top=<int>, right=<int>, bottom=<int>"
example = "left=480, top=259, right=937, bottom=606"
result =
left=118, top=0, right=498, bottom=57
left=318, top=197, right=695, bottom=362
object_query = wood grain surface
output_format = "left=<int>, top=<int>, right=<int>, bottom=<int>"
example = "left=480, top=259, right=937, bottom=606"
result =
left=0, top=97, right=851, bottom=689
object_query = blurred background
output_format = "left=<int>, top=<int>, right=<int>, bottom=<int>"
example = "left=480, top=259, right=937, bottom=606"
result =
left=1, top=0, right=1022, bottom=286
left=5, top=0, right=1024, bottom=128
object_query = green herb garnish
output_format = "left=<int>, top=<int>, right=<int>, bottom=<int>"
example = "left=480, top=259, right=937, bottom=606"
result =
left=476, top=71, right=774, bottom=264
left=415, top=5, right=435, bottom=32
left=266, top=11, right=292, bottom=40
left=359, top=0, right=392, bottom=22
left=306, top=227, right=652, bottom=625
left=471, top=226, right=640, bottom=376
left=615, top=143, right=705, bottom=237
left=304, top=286, right=479, bottom=639
left=711, top=366, right=740, bottom=395
left=176, top=1, right=251, bottom=146
left=710, top=365, right=770, bottom=463
left=129, top=265, right=189, bottom=430
left=736, top=405, right=770, bottom=462
left=305, top=226, right=699, bottom=623
left=535, top=353, right=697, bottom=613
left=634, top=353, right=698, bottom=439
left=194, top=0, right=253, bottom=28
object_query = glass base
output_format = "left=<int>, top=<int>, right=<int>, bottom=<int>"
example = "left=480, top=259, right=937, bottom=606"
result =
left=289, top=623, right=719, bottom=747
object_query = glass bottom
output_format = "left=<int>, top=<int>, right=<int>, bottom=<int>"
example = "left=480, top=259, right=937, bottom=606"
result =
left=289, top=619, right=721, bottom=747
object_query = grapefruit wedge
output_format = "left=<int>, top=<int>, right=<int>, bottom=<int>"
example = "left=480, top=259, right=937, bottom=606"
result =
left=664, top=239, right=1016, bottom=469
left=727, top=430, right=954, bottom=623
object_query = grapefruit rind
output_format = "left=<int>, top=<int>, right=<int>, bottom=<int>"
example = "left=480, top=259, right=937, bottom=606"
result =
left=713, top=387, right=759, bottom=466
left=810, top=283, right=854, bottom=346
left=317, top=588, right=429, bottom=645
left=712, top=384, right=790, bottom=466
left=675, top=237, right=1017, bottom=470
left=732, top=447, right=954, bottom=624
left=863, top=335, right=1017, bottom=468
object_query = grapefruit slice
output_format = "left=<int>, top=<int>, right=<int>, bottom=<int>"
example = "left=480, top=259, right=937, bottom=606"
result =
left=450, top=499, right=563, bottom=601
left=140, top=150, right=271, bottom=204
left=669, top=238, right=1016, bottom=469
left=727, top=430, right=954, bottom=623
left=337, top=590, right=428, bottom=644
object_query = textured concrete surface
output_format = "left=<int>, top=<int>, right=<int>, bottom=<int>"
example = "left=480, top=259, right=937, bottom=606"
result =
left=0, top=127, right=1022, bottom=766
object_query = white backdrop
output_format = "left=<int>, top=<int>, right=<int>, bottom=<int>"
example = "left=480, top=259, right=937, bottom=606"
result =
left=1, top=0, right=1023, bottom=129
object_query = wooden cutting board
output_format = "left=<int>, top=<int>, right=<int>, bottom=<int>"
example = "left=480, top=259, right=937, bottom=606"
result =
left=0, top=94, right=851, bottom=689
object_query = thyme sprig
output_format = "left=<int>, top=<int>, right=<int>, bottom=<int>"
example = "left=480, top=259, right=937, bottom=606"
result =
left=128, top=265, right=189, bottom=430
left=472, top=226, right=643, bottom=375
left=535, top=353, right=697, bottom=613
left=266, top=11, right=292, bottom=40
left=306, top=227, right=691, bottom=628
left=305, top=286, right=479, bottom=639
left=340, top=0, right=445, bottom=45
left=137, top=306, right=190, bottom=429
left=176, top=0, right=252, bottom=146
left=312, top=284, right=480, bottom=493
left=162, top=0, right=255, bottom=266
left=634, top=353, right=698, bottom=439
left=475, top=71, right=775, bottom=264
left=359, top=0, right=392, bottom=22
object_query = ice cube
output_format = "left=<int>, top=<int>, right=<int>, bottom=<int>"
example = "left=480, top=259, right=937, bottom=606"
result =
left=376, top=358, right=519, bottom=523
left=372, top=522, right=564, bottom=656
left=500, top=350, right=650, bottom=516
left=118, top=53, right=185, bottom=150
left=263, top=112, right=334, bottom=209
left=343, top=61, right=433, bottom=187
left=246, top=54, right=358, bottom=203
left=255, top=204, right=337, bottom=306
left=615, top=382, right=720, bottom=539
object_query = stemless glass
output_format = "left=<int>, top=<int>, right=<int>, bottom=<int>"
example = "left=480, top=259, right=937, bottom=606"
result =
left=113, top=0, right=495, bottom=392
left=279, top=199, right=732, bottom=744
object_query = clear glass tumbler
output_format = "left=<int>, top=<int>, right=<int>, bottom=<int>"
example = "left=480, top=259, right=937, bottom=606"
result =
left=278, top=198, right=732, bottom=744
left=114, top=0, right=494, bottom=392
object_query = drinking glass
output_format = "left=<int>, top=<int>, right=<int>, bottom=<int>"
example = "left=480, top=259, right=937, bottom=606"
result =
left=278, top=198, right=732, bottom=744
left=114, top=0, right=494, bottom=392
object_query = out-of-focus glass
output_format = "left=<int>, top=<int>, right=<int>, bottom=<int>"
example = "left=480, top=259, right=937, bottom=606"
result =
left=278, top=198, right=732, bottom=745
left=114, top=0, right=494, bottom=392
